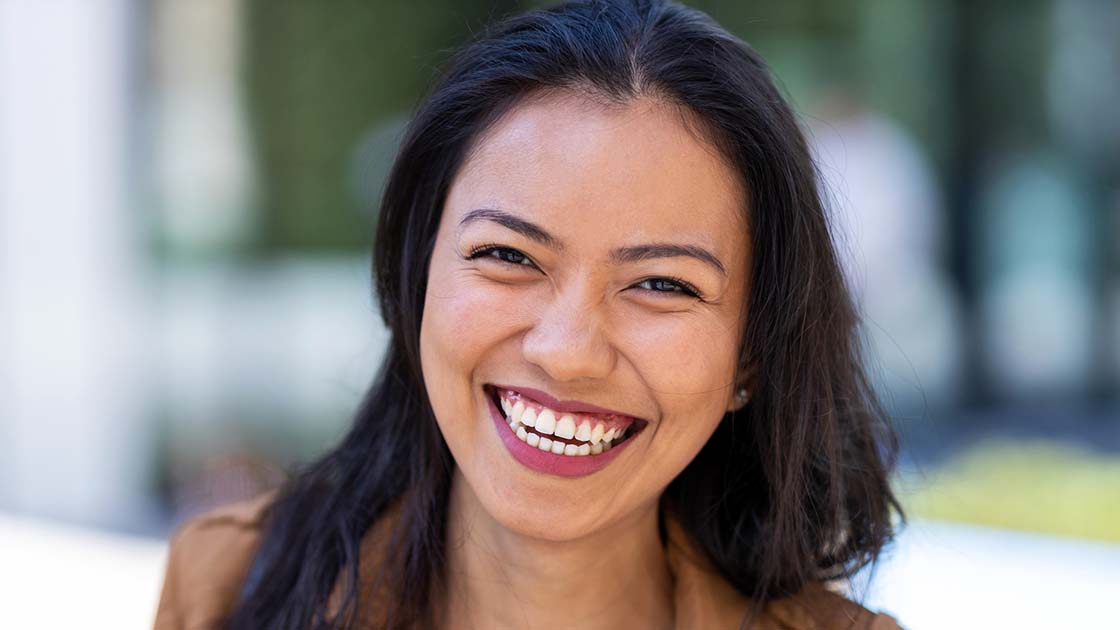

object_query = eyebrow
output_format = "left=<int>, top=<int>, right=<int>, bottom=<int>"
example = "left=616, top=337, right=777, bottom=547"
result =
left=609, top=243, right=726, bottom=276
left=458, top=207, right=727, bottom=276
left=459, top=208, right=563, bottom=250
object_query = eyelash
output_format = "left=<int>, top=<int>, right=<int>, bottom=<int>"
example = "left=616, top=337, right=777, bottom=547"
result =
left=467, top=243, right=534, bottom=267
left=635, top=275, right=702, bottom=298
left=465, top=244, right=703, bottom=299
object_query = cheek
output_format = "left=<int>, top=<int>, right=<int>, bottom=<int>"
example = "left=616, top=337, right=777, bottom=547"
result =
left=619, top=311, right=739, bottom=399
left=615, top=312, right=738, bottom=470
left=420, top=264, right=528, bottom=405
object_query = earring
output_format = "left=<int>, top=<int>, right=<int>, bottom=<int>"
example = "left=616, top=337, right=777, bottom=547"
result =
left=736, top=388, right=749, bottom=403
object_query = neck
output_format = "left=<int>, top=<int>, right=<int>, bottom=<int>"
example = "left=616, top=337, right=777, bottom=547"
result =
left=439, top=469, right=675, bottom=630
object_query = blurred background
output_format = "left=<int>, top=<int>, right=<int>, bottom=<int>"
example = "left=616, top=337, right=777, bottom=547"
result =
left=1, top=0, right=1117, bottom=627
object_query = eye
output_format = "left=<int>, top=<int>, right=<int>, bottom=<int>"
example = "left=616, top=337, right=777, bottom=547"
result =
left=466, top=244, right=537, bottom=268
left=633, top=276, right=702, bottom=299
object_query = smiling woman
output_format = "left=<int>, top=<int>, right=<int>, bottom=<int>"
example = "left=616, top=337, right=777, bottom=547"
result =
left=154, top=1, right=902, bottom=629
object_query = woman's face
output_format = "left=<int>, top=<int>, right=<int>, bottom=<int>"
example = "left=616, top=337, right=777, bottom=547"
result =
left=419, top=91, right=751, bottom=541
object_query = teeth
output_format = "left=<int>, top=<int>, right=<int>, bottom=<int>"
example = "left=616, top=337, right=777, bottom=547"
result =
left=590, top=422, right=604, bottom=445
left=555, top=415, right=576, bottom=439
left=499, top=391, right=638, bottom=457
left=534, top=409, right=556, bottom=435
left=521, top=407, right=537, bottom=429
left=575, top=420, right=591, bottom=442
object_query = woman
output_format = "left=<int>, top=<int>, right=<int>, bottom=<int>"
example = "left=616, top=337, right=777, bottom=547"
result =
left=155, top=1, right=903, bottom=628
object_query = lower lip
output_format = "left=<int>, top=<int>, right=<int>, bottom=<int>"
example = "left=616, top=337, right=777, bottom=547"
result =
left=487, top=391, right=632, bottom=478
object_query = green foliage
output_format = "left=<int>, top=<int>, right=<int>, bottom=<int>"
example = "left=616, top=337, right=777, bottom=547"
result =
left=243, top=0, right=521, bottom=253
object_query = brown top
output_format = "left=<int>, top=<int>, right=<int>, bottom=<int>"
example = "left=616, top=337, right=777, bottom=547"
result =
left=153, top=493, right=902, bottom=629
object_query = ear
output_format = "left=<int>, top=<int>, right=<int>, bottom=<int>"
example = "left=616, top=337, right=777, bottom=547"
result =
left=726, top=364, right=758, bottom=412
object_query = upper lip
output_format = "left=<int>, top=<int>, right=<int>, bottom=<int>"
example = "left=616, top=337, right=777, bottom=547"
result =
left=489, top=383, right=642, bottom=419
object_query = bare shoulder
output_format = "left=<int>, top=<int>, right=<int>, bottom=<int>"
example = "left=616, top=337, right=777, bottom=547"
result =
left=765, top=582, right=903, bottom=630
left=153, top=492, right=276, bottom=630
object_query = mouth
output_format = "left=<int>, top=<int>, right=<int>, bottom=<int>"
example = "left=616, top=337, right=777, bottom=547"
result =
left=484, top=384, right=647, bottom=457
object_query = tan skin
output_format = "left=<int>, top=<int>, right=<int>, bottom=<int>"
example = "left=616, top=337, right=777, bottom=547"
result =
left=419, top=90, right=752, bottom=630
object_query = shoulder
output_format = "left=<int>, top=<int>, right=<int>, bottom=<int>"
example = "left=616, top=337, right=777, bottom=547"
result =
left=153, top=492, right=275, bottom=630
left=764, top=582, right=903, bottom=630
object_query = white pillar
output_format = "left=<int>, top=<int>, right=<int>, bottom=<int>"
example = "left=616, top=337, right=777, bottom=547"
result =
left=0, top=0, right=151, bottom=527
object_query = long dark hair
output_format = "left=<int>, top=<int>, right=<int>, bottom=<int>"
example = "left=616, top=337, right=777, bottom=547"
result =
left=226, top=1, right=901, bottom=627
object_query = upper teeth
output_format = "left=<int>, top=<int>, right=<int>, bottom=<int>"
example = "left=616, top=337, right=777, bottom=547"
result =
left=498, top=390, right=632, bottom=456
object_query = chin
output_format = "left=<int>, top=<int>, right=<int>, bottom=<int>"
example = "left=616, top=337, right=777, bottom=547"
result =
left=483, top=484, right=611, bottom=542
left=454, top=451, right=616, bottom=543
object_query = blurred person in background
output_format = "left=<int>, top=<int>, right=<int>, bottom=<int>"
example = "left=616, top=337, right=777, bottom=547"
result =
left=811, top=86, right=963, bottom=415
left=154, top=1, right=902, bottom=629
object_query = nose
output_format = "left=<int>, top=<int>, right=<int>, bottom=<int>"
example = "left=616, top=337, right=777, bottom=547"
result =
left=521, top=288, right=616, bottom=382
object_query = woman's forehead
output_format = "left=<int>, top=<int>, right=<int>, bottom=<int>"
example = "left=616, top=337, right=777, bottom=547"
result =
left=448, top=91, right=749, bottom=252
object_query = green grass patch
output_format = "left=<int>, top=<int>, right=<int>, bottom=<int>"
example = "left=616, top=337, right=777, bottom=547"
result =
left=899, top=440, right=1120, bottom=542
